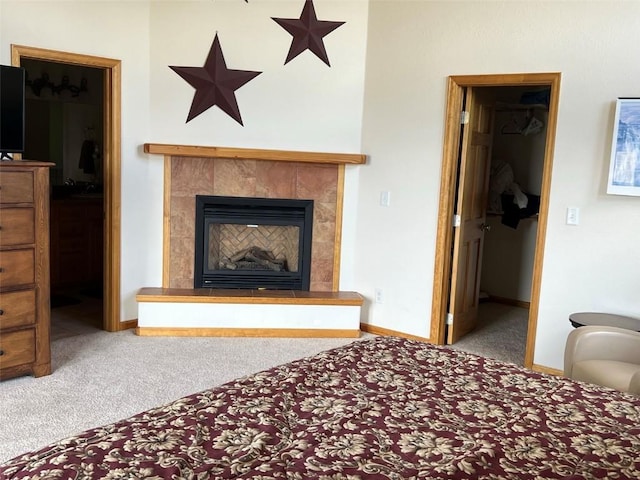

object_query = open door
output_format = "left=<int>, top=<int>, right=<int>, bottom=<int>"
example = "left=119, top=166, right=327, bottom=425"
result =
left=12, top=44, right=123, bottom=331
left=447, top=88, right=494, bottom=344
left=431, top=73, right=561, bottom=370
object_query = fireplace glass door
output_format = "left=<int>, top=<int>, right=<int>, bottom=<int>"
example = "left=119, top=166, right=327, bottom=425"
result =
left=194, top=196, right=313, bottom=290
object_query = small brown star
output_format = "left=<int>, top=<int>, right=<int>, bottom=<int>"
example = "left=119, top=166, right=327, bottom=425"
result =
left=272, top=0, right=345, bottom=66
left=170, top=34, right=261, bottom=125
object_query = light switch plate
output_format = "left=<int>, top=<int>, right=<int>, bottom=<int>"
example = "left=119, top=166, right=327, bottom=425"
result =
left=566, top=207, right=580, bottom=225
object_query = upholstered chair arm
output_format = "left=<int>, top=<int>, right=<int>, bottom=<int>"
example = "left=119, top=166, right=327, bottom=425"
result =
left=629, top=371, right=640, bottom=396
left=564, top=325, right=640, bottom=377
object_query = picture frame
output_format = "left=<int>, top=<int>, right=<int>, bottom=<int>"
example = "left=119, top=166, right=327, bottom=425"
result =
left=607, top=98, right=640, bottom=196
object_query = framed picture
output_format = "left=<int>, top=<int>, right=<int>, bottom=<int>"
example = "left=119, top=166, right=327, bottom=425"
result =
left=607, top=98, right=640, bottom=196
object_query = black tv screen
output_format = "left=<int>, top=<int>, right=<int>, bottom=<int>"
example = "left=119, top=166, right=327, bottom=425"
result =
left=0, top=65, right=26, bottom=159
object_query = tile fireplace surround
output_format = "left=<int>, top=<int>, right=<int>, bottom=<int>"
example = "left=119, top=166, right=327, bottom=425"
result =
left=137, top=144, right=367, bottom=337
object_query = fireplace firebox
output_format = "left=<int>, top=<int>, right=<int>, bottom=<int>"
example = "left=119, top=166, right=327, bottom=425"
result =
left=194, top=195, right=313, bottom=290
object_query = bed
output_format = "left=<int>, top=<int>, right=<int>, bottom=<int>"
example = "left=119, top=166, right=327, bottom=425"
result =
left=2, top=336, right=639, bottom=479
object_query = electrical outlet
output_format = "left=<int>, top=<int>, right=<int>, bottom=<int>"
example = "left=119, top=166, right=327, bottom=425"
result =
left=380, top=191, right=391, bottom=207
left=374, top=288, right=384, bottom=304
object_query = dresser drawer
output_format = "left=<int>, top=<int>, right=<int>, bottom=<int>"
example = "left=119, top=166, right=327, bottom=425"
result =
left=0, top=249, right=35, bottom=287
left=0, top=289, right=36, bottom=329
left=0, top=171, right=34, bottom=204
left=0, top=208, right=35, bottom=246
left=0, top=329, right=36, bottom=370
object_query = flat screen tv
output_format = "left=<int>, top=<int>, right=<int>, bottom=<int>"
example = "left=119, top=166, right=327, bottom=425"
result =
left=0, top=65, right=26, bottom=160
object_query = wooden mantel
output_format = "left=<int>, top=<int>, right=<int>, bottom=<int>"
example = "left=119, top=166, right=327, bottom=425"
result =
left=144, top=143, right=367, bottom=165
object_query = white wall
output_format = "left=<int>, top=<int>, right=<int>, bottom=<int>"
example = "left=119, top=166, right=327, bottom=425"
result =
left=147, top=0, right=369, bottom=297
left=359, top=1, right=640, bottom=369
left=1, top=0, right=368, bottom=321
left=148, top=0, right=368, bottom=152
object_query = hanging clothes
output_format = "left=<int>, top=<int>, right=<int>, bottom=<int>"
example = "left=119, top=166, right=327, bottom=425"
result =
left=78, top=139, right=98, bottom=174
left=500, top=193, right=540, bottom=229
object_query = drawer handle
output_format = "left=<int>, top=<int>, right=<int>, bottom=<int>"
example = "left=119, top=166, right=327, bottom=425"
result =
left=0, top=350, right=4, bottom=356
left=0, top=309, right=3, bottom=315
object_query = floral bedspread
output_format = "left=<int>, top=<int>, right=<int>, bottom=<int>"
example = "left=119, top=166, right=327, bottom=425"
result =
left=2, top=336, right=640, bottom=479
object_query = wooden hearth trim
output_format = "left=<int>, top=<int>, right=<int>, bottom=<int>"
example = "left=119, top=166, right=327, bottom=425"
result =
left=136, top=327, right=360, bottom=338
left=136, top=287, right=364, bottom=306
left=144, top=143, right=366, bottom=165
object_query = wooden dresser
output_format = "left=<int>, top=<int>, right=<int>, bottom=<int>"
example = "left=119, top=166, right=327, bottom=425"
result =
left=0, top=161, right=53, bottom=380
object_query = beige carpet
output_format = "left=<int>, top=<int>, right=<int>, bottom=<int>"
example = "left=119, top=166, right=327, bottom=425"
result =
left=447, top=301, right=529, bottom=365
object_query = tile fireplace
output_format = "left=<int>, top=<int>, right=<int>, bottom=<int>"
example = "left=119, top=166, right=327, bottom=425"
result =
left=136, top=144, right=366, bottom=338
left=166, top=154, right=345, bottom=291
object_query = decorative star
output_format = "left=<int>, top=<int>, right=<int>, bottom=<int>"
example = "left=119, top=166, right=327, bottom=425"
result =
left=272, top=0, right=345, bottom=66
left=170, top=34, right=261, bottom=125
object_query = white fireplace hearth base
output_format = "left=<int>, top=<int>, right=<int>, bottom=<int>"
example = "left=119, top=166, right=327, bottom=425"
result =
left=135, top=288, right=363, bottom=337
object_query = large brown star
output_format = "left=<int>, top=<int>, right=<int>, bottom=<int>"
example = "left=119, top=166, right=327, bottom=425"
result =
left=272, top=0, right=345, bottom=66
left=170, top=34, right=261, bottom=125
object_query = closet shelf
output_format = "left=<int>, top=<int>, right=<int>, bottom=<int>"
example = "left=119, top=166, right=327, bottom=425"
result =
left=487, top=212, right=538, bottom=221
left=495, top=102, right=548, bottom=112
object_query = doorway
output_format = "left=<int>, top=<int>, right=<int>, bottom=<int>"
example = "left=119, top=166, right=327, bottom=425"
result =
left=12, top=45, right=122, bottom=332
left=430, top=73, right=561, bottom=369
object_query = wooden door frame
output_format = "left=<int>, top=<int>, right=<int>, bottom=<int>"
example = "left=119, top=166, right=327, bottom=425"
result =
left=12, top=44, right=122, bottom=332
left=430, top=73, right=561, bottom=369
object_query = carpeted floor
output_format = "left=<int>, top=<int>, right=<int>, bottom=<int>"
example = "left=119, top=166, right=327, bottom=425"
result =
left=447, top=301, right=528, bottom=365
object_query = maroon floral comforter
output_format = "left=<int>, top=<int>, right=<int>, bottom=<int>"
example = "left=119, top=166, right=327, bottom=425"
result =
left=2, top=336, right=640, bottom=479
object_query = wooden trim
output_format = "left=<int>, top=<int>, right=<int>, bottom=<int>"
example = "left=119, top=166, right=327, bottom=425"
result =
left=524, top=74, right=562, bottom=369
left=0, top=160, right=53, bottom=167
left=136, top=288, right=364, bottom=306
left=162, top=156, right=172, bottom=288
left=488, top=295, right=531, bottom=309
left=430, top=73, right=562, bottom=370
left=119, top=319, right=138, bottom=331
left=11, top=44, right=120, bottom=69
left=104, top=57, right=122, bottom=333
left=12, top=45, right=123, bottom=333
left=144, top=143, right=366, bottom=165
left=430, top=77, right=464, bottom=344
left=135, top=326, right=360, bottom=338
left=450, top=72, right=562, bottom=87
left=531, top=364, right=563, bottom=377
left=360, top=323, right=430, bottom=343
left=332, top=164, right=346, bottom=291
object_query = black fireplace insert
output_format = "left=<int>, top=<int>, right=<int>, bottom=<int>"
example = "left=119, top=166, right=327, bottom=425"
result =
left=194, top=195, right=313, bottom=290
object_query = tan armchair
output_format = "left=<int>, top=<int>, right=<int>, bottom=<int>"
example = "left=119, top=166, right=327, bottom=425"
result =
left=564, top=325, right=640, bottom=395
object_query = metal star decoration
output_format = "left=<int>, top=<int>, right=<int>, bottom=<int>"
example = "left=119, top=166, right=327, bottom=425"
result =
left=170, top=34, right=261, bottom=125
left=272, top=0, right=345, bottom=66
